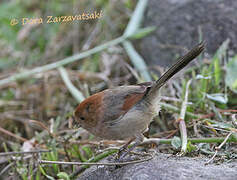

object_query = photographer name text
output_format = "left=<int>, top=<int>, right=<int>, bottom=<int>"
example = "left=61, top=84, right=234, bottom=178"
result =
left=10, top=11, right=103, bottom=26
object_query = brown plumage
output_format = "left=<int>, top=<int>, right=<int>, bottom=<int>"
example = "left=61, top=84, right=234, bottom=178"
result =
left=74, top=42, right=205, bottom=159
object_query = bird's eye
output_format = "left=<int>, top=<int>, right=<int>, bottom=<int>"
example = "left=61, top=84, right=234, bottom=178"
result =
left=80, top=116, right=85, bottom=120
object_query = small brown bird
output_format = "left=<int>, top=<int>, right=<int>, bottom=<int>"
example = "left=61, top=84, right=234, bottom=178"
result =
left=74, top=42, right=205, bottom=159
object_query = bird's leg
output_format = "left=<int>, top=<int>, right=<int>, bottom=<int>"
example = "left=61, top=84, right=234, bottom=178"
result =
left=116, top=134, right=144, bottom=161
left=116, top=138, right=135, bottom=159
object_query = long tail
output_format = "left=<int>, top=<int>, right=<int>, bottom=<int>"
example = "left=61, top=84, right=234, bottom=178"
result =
left=147, top=41, right=205, bottom=100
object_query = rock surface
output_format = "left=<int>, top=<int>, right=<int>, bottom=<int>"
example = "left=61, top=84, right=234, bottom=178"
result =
left=78, top=153, right=237, bottom=180
left=140, top=0, right=237, bottom=67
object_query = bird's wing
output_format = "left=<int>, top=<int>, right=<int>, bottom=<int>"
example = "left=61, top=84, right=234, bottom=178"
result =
left=101, top=84, right=152, bottom=123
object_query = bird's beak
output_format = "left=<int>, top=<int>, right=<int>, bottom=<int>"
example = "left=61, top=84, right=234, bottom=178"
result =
left=71, top=114, right=81, bottom=129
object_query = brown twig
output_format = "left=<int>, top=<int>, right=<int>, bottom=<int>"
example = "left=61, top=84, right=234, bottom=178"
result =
left=29, top=120, right=56, bottom=138
left=177, top=79, right=192, bottom=154
left=68, top=139, right=126, bottom=146
left=201, top=125, right=231, bottom=133
left=39, top=152, right=153, bottom=166
left=0, top=162, right=13, bottom=176
left=165, top=129, right=179, bottom=139
left=205, top=132, right=233, bottom=165
left=0, top=100, right=26, bottom=107
left=0, top=126, right=29, bottom=143
left=196, top=109, right=237, bottom=121
left=0, top=150, right=51, bottom=156
left=161, top=96, right=192, bottom=104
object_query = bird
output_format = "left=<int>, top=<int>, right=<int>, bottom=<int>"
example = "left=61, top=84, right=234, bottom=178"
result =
left=74, top=42, right=205, bottom=159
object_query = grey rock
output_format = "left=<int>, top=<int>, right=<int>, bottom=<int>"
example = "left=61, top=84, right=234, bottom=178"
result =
left=140, top=0, right=237, bottom=67
left=78, top=153, right=237, bottom=180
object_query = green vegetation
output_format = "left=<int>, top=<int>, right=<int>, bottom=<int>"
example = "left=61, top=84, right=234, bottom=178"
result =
left=0, top=0, right=236, bottom=179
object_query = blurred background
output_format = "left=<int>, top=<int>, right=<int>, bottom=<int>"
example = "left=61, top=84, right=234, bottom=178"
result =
left=0, top=0, right=236, bottom=179
left=0, top=0, right=134, bottom=136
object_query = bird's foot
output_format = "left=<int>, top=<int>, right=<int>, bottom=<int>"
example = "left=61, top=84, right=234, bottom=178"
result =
left=115, top=147, right=129, bottom=162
